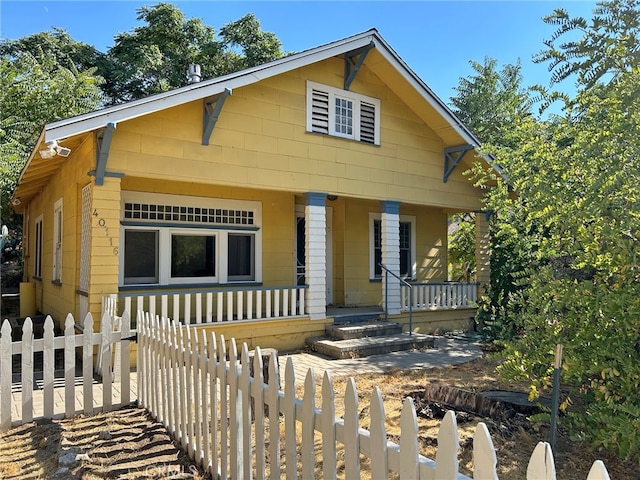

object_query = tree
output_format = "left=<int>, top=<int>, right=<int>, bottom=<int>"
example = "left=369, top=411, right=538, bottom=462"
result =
left=104, top=4, right=285, bottom=103
left=449, top=58, right=535, bottom=335
left=475, top=0, right=640, bottom=460
left=450, top=57, right=532, bottom=148
left=0, top=49, right=103, bottom=223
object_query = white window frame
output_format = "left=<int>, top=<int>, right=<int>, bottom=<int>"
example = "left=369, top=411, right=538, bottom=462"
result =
left=52, top=198, right=63, bottom=283
left=34, top=214, right=43, bottom=278
left=306, top=81, right=381, bottom=145
left=369, top=212, right=416, bottom=280
left=119, top=192, right=262, bottom=286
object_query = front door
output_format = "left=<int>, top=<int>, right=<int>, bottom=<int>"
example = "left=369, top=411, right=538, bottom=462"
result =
left=295, top=205, right=333, bottom=305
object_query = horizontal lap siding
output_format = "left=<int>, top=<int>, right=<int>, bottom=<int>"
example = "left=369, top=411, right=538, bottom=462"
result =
left=108, top=59, right=482, bottom=211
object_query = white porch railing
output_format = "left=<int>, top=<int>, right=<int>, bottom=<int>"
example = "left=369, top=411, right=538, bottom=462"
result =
left=402, top=281, right=478, bottom=311
left=104, top=285, right=307, bottom=324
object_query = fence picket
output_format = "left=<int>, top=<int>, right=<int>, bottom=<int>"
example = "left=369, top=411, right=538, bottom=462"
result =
left=43, top=316, right=55, bottom=418
left=186, top=328, right=196, bottom=459
left=121, top=311, right=131, bottom=405
left=399, top=397, right=419, bottom=480
left=473, top=422, right=498, bottom=479
left=321, top=371, right=337, bottom=480
left=82, top=313, right=94, bottom=415
left=301, top=370, right=316, bottom=480
left=369, top=387, right=388, bottom=480
left=208, top=332, right=218, bottom=478
left=253, top=347, right=266, bottom=480
left=343, top=378, right=360, bottom=479
left=229, top=339, right=242, bottom=480
left=267, top=351, right=281, bottom=480
left=64, top=315, right=76, bottom=417
left=527, top=442, right=555, bottom=480
left=240, top=345, right=252, bottom=478
left=199, top=330, right=208, bottom=466
left=218, top=335, right=229, bottom=480
left=587, top=460, right=610, bottom=480
left=435, top=410, right=459, bottom=479
left=283, top=358, right=297, bottom=480
left=0, top=320, right=10, bottom=431
left=21, top=318, right=33, bottom=423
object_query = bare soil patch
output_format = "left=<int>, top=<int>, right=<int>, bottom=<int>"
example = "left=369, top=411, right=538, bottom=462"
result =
left=0, top=352, right=635, bottom=479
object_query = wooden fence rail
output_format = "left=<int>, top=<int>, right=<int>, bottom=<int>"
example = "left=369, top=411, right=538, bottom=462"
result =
left=137, top=314, right=611, bottom=480
left=0, top=312, right=133, bottom=431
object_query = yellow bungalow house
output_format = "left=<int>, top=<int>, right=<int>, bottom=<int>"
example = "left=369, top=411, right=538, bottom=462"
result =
left=11, top=29, right=492, bottom=351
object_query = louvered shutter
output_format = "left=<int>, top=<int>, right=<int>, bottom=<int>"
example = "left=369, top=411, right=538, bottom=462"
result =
left=359, top=101, right=376, bottom=144
left=310, top=88, right=330, bottom=135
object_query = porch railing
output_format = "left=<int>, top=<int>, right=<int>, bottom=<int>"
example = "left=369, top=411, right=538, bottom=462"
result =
left=104, top=285, right=308, bottom=324
left=402, top=281, right=478, bottom=311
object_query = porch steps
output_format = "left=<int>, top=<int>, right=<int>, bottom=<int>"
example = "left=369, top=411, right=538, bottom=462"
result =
left=306, top=318, right=436, bottom=359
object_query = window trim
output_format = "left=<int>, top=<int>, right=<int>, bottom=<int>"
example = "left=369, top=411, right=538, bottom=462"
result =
left=369, top=212, right=416, bottom=280
left=34, top=214, right=43, bottom=279
left=120, top=192, right=262, bottom=287
left=53, top=198, right=63, bottom=283
left=306, top=81, right=381, bottom=145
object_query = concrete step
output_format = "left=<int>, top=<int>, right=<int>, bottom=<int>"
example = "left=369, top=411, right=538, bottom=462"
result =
left=325, top=321, right=403, bottom=340
left=306, top=333, right=436, bottom=360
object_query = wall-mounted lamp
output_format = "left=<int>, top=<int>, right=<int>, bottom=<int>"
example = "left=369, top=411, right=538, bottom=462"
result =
left=39, top=140, right=71, bottom=159
left=327, top=195, right=338, bottom=201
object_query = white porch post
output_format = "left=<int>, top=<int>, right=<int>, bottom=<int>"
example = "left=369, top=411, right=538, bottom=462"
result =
left=381, top=201, right=401, bottom=315
left=305, top=192, right=327, bottom=320
left=475, top=211, right=491, bottom=297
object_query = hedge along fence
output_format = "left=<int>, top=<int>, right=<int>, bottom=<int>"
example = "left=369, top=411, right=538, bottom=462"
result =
left=136, top=312, right=611, bottom=479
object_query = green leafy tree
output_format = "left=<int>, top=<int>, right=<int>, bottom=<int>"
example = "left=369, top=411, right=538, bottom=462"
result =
left=449, top=58, right=535, bottom=336
left=0, top=50, right=103, bottom=223
left=476, top=0, right=640, bottom=460
left=104, top=4, right=285, bottom=103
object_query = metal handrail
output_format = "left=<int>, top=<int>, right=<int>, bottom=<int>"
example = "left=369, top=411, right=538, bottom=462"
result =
left=379, top=263, right=413, bottom=336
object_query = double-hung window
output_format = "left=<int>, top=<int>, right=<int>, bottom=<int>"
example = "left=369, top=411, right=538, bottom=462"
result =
left=306, top=81, right=380, bottom=145
left=120, top=193, right=261, bottom=286
left=52, top=198, right=63, bottom=283
left=369, top=213, right=416, bottom=280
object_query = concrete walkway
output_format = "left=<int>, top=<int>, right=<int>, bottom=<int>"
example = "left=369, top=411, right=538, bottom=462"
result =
left=278, top=333, right=483, bottom=383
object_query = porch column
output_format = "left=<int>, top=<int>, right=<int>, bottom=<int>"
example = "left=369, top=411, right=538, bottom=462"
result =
left=381, top=201, right=401, bottom=315
left=305, top=192, right=327, bottom=320
left=475, top=211, right=491, bottom=297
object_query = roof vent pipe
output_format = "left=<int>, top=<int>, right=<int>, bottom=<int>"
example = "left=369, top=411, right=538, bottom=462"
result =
left=188, top=64, right=202, bottom=83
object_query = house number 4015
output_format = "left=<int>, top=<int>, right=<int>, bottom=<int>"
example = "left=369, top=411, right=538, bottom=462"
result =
left=92, top=209, right=117, bottom=255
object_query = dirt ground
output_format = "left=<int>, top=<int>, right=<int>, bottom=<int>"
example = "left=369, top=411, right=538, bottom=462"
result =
left=0, top=351, right=636, bottom=479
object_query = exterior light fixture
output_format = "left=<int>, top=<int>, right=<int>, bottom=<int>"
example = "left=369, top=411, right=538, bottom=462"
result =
left=39, top=140, right=71, bottom=158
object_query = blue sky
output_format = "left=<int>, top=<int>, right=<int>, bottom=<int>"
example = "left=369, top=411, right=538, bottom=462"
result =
left=1, top=1, right=598, bottom=105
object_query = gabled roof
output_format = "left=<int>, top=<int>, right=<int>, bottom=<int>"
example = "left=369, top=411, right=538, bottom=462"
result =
left=13, top=28, right=490, bottom=209
left=43, top=28, right=482, bottom=146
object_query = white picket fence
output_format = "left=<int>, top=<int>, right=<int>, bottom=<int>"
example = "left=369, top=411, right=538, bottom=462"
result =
left=0, top=312, right=134, bottom=431
left=137, top=313, right=611, bottom=480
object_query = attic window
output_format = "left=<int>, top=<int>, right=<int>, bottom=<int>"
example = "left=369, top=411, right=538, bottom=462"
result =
left=306, top=81, right=380, bottom=145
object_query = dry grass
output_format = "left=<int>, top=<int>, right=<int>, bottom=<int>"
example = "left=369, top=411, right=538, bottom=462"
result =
left=1, top=353, right=636, bottom=479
